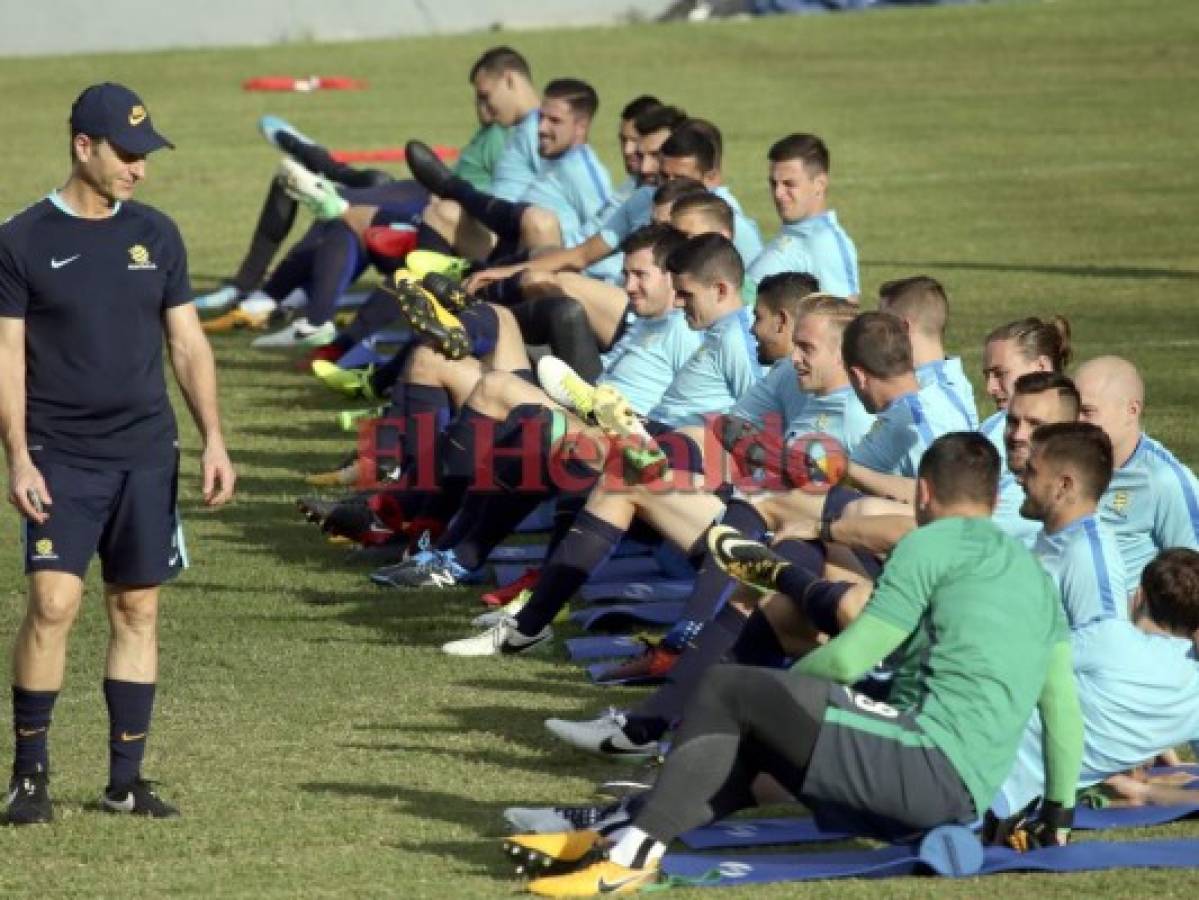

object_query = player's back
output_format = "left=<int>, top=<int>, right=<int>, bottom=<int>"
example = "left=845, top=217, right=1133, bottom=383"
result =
left=870, top=516, right=1067, bottom=814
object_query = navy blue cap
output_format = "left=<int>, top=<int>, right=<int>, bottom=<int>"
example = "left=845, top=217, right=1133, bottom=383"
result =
left=69, top=82, right=174, bottom=154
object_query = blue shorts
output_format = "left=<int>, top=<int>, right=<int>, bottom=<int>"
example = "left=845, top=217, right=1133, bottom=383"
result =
left=23, top=457, right=185, bottom=586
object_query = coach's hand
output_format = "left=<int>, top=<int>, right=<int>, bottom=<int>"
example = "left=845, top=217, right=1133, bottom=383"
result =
left=8, top=458, right=52, bottom=524
left=201, top=440, right=236, bottom=508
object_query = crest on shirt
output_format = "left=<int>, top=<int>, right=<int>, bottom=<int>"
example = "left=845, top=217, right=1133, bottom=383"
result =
left=1110, top=489, right=1130, bottom=517
left=127, top=244, right=157, bottom=270
left=129, top=105, right=147, bottom=126
left=815, top=413, right=831, bottom=433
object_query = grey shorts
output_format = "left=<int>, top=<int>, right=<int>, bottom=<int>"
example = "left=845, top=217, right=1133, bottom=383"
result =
left=801, top=683, right=977, bottom=842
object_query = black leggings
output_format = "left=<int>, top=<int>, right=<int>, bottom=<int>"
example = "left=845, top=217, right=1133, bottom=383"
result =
left=632, top=666, right=827, bottom=843
left=509, top=294, right=603, bottom=383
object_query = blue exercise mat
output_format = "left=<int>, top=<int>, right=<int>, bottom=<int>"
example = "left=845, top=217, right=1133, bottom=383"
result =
left=572, top=601, right=685, bottom=630
left=682, top=797, right=1199, bottom=851
left=662, top=837, right=1199, bottom=886
left=515, top=501, right=556, bottom=534
left=487, top=538, right=655, bottom=565
left=580, top=579, right=695, bottom=604
left=565, top=635, right=646, bottom=661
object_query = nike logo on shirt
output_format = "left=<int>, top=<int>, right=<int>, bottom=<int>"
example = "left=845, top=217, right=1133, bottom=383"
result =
left=50, top=254, right=81, bottom=269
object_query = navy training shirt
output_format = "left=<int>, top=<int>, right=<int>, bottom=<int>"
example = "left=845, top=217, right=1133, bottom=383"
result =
left=0, top=193, right=192, bottom=468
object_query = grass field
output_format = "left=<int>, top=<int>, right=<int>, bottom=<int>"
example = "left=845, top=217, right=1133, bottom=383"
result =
left=2, top=0, right=1199, bottom=895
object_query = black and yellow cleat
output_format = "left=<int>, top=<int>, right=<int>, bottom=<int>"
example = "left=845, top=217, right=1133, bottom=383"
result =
left=383, top=274, right=470, bottom=360
left=421, top=272, right=479, bottom=314
left=526, top=858, right=659, bottom=896
left=502, top=830, right=601, bottom=877
left=707, top=524, right=790, bottom=593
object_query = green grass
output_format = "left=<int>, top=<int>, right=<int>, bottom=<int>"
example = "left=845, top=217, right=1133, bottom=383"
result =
left=2, top=0, right=1199, bottom=895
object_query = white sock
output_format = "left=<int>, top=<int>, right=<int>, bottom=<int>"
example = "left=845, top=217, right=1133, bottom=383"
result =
left=606, top=825, right=665, bottom=869
left=237, top=292, right=278, bottom=315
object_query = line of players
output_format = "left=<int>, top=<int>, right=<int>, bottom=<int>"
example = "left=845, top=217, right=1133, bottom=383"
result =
left=201, top=45, right=1199, bottom=896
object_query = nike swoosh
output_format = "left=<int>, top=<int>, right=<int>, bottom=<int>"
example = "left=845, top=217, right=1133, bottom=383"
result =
left=598, top=737, right=649, bottom=756
left=118, top=731, right=147, bottom=742
left=598, top=872, right=647, bottom=893
left=103, top=792, right=136, bottom=813
left=51, top=254, right=81, bottom=269
left=17, top=727, right=47, bottom=738
left=168, top=553, right=180, bottom=567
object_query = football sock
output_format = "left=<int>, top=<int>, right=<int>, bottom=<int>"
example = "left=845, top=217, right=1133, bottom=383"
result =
left=678, top=500, right=770, bottom=623
left=452, top=492, right=545, bottom=571
left=12, top=686, right=56, bottom=775
left=459, top=303, right=499, bottom=357
left=513, top=510, right=624, bottom=636
left=367, top=341, right=416, bottom=398
left=438, top=178, right=526, bottom=242
left=415, top=221, right=455, bottom=255
left=103, top=679, right=155, bottom=789
left=232, top=177, right=298, bottom=293
left=510, top=295, right=603, bottom=383
left=306, top=222, right=364, bottom=327
left=775, top=568, right=852, bottom=637
left=729, top=608, right=788, bottom=667
left=342, top=287, right=403, bottom=345
left=606, top=826, right=665, bottom=870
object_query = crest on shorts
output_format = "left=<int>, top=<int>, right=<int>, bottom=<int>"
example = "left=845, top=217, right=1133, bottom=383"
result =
left=1110, top=489, right=1130, bottom=516
left=129, top=105, right=147, bottom=126
left=33, top=539, right=55, bottom=559
left=127, top=244, right=157, bottom=270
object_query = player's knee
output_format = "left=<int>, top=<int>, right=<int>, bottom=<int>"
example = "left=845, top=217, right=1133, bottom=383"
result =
left=27, top=591, right=82, bottom=631
left=547, top=297, right=588, bottom=337
left=475, top=370, right=517, bottom=411
left=108, top=589, right=159, bottom=635
left=407, top=344, right=446, bottom=382
left=520, top=207, right=562, bottom=249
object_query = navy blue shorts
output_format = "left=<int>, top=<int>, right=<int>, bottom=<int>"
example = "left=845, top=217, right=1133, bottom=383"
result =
left=23, top=457, right=185, bottom=586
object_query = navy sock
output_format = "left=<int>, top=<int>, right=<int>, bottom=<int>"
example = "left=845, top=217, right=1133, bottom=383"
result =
left=729, top=609, right=788, bottom=667
left=367, top=341, right=416, bottom=398
left=719, top=498, right=769, bottom=537
left=633, top=604, right=746, bottom=728
left=772, top=538, right=826, bottom=573
left=103, top=679, right=155, bottom=789
left=453, top=492, right=545, bottom=571
left=232, top=178, right=297, bottom=293
left=343, top=287, right=403, bottom=344
left=460, top=303, right=500, bottom=357
left=513, top=509, right=624, bottom=636
left=12, top=686, right=57, bottom=776
left=775, top=567, right=851, bottom=636
left=677, top=500, right=770, bottom=623
left=416, top=221, right=455, bottom=255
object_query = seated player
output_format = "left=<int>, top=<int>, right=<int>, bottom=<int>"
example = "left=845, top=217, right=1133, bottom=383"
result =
left=1074, top=355, right=1199, bottom=583
left=876, top=275, right=977, bottom=428
left=400, top=77, right=613, bottom=261
left=745, top=132, right=859, bottom=301
left=363, top=223, right=696, bottom=582
left=506, top=433, right=1082, bottom=895
left=463, top=118, right=764, bottom=299
left=994, top=546, right=1199, bottom=825
left=430, top=234, right=762, bottom=651
left=198, top=47, right=521, bottom=343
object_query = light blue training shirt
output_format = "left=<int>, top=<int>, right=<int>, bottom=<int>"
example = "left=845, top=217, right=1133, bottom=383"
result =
left=648, top=309, right=762, bottom=429
left=598, top=309, right=702, bottom=417
left=849, top=380, right=977, bottom=477
left=1098, top=433, right=1199, bottom=582
left=745, top=209, right=859, bottom=298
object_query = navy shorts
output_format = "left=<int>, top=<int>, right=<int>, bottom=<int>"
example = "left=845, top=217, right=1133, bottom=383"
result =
left=24, top=457, right=185, bottom=586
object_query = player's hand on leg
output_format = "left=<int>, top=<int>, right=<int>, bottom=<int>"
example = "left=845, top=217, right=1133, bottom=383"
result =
left=7, top=458, right=52, bottom=523
left=201, top=442, right=236, bottom=507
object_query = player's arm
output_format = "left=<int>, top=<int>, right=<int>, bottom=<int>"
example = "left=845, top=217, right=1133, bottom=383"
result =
left=791, top=612, right=909, bottom=684
left=164, top=304, right=235, bottom=507
left=1000, top=639, right=1083, bottom=851
left=465, top=232, right=613, bottom=292
left=0, top=317, right=49, bottom=522
left=846, top=463, right=916, bottom=504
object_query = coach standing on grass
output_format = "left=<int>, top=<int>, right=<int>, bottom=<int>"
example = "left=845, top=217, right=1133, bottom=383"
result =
left=0, top=82, right=235, bottom=825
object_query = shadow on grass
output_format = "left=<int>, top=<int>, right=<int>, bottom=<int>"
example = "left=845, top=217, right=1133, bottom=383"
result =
left=864, top=259, right=1199, bottom=281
